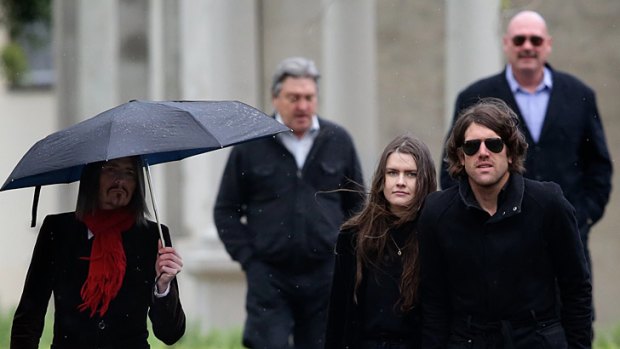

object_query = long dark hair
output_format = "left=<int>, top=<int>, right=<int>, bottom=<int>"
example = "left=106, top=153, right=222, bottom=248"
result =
left=75, top=156, right=148, bottom=225
left=445, top=97, right=528, bottom=179
left=341, top=134, right=437, bottom=311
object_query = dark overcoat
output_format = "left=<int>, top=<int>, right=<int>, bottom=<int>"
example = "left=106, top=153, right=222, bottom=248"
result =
left=11, top=213, right=186, bottom=349
left=418, top=174, right=592, bottom=349
left=214, top=117, right=364, bottom=269
left=325, top=228, right=421, bottom=349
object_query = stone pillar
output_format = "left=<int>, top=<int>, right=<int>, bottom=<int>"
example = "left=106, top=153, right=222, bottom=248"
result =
left=147, top=0, right=183, bottom=236
left=444, top=0, right=502, bottom=127
left=118, top=0, right=150, bottom=102
left=260, top=1, right=323, bottom=110
left=178, top=0, right=260, bottom=334
left=321, top=0, right=378, bottom=179
left=55, top=0, right=120, bottom=212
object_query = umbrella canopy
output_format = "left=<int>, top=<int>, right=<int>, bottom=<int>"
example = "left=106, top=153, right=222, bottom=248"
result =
left=1, top=100, right=290, bottom=191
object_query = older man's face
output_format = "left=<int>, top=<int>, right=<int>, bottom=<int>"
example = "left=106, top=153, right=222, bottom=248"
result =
left=98, top=157, right=137, bottom=210
left=272, top=77, right=317, bottom=138
left=503, top=12, right=552, bottom=77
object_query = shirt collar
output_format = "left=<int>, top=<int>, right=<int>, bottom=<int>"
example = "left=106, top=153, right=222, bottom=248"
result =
left=505, top=64, right=553, bottom=93
left=275, top=113, right=320, bottom=137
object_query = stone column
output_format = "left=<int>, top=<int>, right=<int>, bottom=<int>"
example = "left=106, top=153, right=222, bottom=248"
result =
left=55, top=0, right=120, bottom=212
left=444, top=0, right=502, bottom=127
left=260, top=1, right=323, bottom=109
left=178, top=0, right=260, bottom=334
left=321, top=0, right=378, bottom=179
left=147, top=0, right=183, bottom=236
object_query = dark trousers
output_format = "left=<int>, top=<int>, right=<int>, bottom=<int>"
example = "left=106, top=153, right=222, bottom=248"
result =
left=447, top=317, right=567, bottom=349
left=242, top=259, right=333, bottom=349
left=360, top=339, right=417, bottom=349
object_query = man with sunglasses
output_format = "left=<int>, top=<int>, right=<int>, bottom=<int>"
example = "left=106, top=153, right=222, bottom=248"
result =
left=440, top=10, right=612, bottom=270
left=419, top=98, right=592, bottom=348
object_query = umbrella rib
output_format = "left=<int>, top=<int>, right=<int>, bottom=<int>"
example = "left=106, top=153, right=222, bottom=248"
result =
left=168, top=102, right=225, bottom=148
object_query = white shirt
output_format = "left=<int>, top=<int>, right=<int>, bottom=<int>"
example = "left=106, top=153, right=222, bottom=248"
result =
left=275, top=114, right=320, bottom=169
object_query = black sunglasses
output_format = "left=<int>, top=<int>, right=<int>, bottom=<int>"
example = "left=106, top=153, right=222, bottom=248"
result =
left=512, top=35, right=544, bottom=47
left=462, top=138, right=504, bottom=156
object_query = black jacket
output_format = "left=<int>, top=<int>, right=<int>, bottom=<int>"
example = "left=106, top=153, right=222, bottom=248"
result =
left=441, top=65, right=612, bottom=230
left=214, top=117, right=364, bottom=269
left=418, top=174, right=592, bottom=348
left=325, top=227, right=421, bottom=349
left=11, top=213, right=186, bottom=349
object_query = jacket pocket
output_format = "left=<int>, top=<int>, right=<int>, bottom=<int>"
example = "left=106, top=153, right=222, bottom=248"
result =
left=248, top=164, right=284, bottom=202
left=535, top=321, right=568, bottom=349
left=446, top=335, right=473, bottom=349
left=316, top=161, right=345, bottom=191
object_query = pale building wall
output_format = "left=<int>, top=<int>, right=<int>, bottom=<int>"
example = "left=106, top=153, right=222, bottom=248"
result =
left=0, top=89, right=57, bottom=309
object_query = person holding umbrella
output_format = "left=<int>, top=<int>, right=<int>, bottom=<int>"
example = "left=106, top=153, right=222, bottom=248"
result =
left=324, top=134, right=437, bottom=349
left=214, top=56, right=364, bottom=349
left=11, top=156, right=186, bottom=349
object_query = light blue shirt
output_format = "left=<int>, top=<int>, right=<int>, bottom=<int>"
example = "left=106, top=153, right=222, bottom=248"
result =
left=506, top=65, right=553, bottom=143
left=275, top=114, right=320, bottom=169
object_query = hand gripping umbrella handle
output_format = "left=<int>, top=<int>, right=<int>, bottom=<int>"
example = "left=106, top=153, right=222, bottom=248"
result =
left=143, top=161, right=167, bottom=247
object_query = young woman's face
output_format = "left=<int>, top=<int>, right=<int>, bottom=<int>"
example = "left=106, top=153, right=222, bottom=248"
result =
left=98, top=157, right=137, bottom=210
left=383, top=151, right=418, bottom=218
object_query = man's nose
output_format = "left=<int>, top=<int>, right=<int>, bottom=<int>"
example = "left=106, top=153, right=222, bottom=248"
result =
left=478, top=143, right=491, bottom=156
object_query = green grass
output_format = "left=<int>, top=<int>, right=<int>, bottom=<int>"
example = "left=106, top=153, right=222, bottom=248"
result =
left=149, top=326, right=244, bottom=349
left=595, top=325, right=620, bottom=349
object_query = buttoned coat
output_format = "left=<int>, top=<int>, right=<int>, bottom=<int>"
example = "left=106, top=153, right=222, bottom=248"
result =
left=214, top=117, right=364, bottom=269
left=11, top=213, right=186, bottom=349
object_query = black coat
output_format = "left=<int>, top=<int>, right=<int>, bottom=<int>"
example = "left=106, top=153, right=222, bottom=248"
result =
left=214, top=117, right=364, bottom=269
left=418, top=174, right=592, bottom=348
left=441, top=65, right=613, bottom=231
left=325, top=227, right=421, bottom=349
left=11, top=213, right=186, bottom=349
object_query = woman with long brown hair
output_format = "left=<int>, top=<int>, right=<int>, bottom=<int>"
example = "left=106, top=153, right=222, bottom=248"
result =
left=324, top=134, right=436, bottom=349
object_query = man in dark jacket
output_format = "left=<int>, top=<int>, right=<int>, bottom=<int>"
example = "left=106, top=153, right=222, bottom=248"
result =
left=214, top=57, right=364, bottom=349
left=440, top=11, right=612, bottom=267
left=419, top=98, right=592, bottom=348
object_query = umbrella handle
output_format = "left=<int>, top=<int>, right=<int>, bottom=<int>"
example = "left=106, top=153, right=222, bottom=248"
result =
left=143, top=162, right=166, bottom=247
left=30, top=185, right=41, bottom=227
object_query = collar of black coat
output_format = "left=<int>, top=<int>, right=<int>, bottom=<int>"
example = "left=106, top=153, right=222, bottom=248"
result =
left=458, top=173, right=524, bottom=222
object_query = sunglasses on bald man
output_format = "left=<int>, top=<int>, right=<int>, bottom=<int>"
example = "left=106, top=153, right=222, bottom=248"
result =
left=511, top=35, right=545, bottom=47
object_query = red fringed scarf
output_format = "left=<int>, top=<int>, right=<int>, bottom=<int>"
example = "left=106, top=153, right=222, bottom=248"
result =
left=79, top=208, right=136, bottom=317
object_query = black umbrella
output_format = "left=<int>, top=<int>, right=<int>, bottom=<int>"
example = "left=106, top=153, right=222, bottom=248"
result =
left=1, top=100, right=290, bottom=240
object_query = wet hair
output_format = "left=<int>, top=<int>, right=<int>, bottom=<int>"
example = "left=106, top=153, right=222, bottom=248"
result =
left=445, top=97, right=528, bottom=179
left=341, top=133, right=437, bottom=311
left=271, top=57, right=320, bottom=98
left=75, top=156, right=148, bottom=225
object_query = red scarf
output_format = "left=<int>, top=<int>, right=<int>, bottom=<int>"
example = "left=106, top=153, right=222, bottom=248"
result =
left=79, top=208, right=136, bottom=317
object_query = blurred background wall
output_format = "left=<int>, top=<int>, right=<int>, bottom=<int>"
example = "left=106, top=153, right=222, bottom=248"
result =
left=1, top=0, right=618, bottom=333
